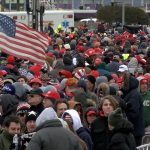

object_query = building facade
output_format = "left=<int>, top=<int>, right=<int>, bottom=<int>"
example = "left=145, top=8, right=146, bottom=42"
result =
left=1, top=0, right=150, bottom=11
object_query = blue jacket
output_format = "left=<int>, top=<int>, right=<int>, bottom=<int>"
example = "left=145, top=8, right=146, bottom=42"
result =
left=76, top=127, right=93, bottom=150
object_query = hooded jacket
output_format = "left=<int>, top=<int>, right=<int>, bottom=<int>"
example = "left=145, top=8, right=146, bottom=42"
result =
left=128, top=57, right=138, bottom=75
left=36, top=107, right=58, bottom=127
left=107, top=119, right=136, bottom=150
left=123, top=76, right=144, bottom=137
left=27, top=108, right=82, bottom=150
left=13, top=82, right=27, bottom=102
left=0, top=94, right=18, bottom=118
left=62, top=109, right=93, bottom=150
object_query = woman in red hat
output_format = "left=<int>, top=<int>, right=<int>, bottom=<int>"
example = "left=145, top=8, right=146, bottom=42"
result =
left=29, top=78, right=42, bottom=90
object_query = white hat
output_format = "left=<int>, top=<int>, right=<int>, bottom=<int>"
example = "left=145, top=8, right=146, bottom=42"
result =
left=118, top=65, right=128, bottom=72
left=64, top=44, right=71, bottom=50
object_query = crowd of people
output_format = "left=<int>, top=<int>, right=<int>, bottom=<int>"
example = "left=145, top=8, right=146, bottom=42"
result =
left=0, top=22, right=150, bottom=150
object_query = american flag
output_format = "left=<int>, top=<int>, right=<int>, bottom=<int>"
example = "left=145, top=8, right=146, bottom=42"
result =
left=0, top=14, right=48, bottom=65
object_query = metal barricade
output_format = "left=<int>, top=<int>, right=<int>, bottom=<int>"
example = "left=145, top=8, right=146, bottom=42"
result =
left=142, top=132, right=150, bottom=145
left=137, top=143, right=150, bottom=150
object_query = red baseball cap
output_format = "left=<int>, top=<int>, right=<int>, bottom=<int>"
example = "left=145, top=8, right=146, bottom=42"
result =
left=140, top=79, right=148, bottom=84
left=43, top=90, right=60, bottom=100
left=87, top=110, right=97, bottom=116
left=59, top=70, right=72, bottom=78
left=0, top=70, right=7, bottom=76
left=87, top=70, right=99, bottom=78
left=29, top=78, right=42, bottom=86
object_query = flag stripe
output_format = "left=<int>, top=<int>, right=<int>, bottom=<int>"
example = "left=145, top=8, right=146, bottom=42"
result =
left=0, top=37, right=45, bottom=59
left=16, top=22, right=48, bottom=41
left=0, top=14, right=48, bottom=65
left=16, top=27, right=47, bottom=50
left=0, top=33, right=45, bottom=56
left=16, top=23, right=48, bottom=47
left=0, top=44, right=45, bottom=64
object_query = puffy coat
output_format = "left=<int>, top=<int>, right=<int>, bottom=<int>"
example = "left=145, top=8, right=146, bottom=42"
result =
left=91, top=115, right=109, bottom=150
left=107, top=119, right=136, bottom=150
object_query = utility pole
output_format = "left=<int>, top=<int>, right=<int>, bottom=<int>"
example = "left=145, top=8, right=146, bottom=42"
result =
left=16, top=0, right=20, bottom=11
left=1, top=0, right=5, bottom=11
left=32, top=0, right=39, bottom=30
left=72, top=0, right=74, bottom=9
left=40, top=4, right=45, bottom=32
left=9, top=0, right=12, bottom=11
left=122, top=1, right=125, bottom=26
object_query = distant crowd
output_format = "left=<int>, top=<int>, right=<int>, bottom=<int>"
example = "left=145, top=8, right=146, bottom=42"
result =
left=0, top=22, right=150, bottom=150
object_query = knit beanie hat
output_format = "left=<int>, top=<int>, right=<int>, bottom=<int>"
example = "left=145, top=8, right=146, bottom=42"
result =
left=86, top=75, right=96, bottom=85
left=108, top=108, right=123, bottom=127
left=25, top=111, right=37, bottom=124
left=17, top=103, right=30, bottom=115
left=96, top=76, right=108, bottom=88
left=77, top=79, right=87, bottom=92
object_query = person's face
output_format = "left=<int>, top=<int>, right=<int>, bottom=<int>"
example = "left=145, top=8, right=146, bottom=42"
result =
left=17, top=113, right=26, bottom=124
left=102, top=99, right=114, bottom=116
left=31, top=83, right=41, bottom=90
left=87, top=115, right=97, bottom=125
left=86, top=80, right=93, bottom=91
left=18, top=78, right=26, bottom=84
left=43, top=98, right=53, bottom=108
left=26, top=120, right=36, bottom=133
left=140, top=83, right=148, bottom=93
left=65, top=86, right=77, bottom=93
left=57, top=103, right=68, bottom=118
left=41, top=80, right=48, bottom=87
left=5, top=122, right=21, bottom=136
left=74, top=104, right=82, bottom=116
left=27, top=94, right=42, bottom=106
left=118, top=72, right=125, bottom=77
left=109, top=79, right=115, bottom=84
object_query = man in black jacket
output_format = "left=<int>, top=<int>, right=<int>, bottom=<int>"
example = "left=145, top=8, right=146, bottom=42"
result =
left=27, top=88, right=44, bottom=116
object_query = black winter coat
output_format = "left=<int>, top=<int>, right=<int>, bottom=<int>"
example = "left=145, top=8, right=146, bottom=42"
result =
left=30, top=102, right=44, bottom=117
left=107, top=119, right=136, bottom=150
left=91, top=115, right=109, bottom=150
left=123, top=76, right=145, bottom=137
